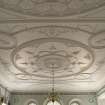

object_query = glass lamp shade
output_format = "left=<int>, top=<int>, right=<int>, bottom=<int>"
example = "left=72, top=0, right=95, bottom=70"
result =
left=2, top=102, right=7, bottom=105
left=47, top=101, right=61, bottom=105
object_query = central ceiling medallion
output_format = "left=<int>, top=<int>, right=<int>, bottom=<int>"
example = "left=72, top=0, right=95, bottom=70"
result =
left=11, top=38, right=94, bottom=79
left=0, top=0, right=105, bottom=17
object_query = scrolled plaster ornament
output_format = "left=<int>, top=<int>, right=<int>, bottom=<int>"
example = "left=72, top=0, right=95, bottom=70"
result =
left=89, top=32, right=105, bottom=49
left=0, top=32, right=17, bottom=49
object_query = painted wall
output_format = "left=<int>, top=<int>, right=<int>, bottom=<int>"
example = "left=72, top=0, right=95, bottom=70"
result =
left=98, top=99, right=105, bottom=105
left=97, top=90, right=105, bottom=105
left=10, top=93, right=97, bottom=105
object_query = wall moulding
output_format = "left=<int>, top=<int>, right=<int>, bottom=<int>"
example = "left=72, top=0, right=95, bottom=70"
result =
left=1, top=19, right=105, bottom=24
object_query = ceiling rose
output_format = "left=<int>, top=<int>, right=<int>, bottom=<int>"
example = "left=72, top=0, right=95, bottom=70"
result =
left=11, top=38, right=94, bottom=79
left=0, top=0, right=105, bottom=17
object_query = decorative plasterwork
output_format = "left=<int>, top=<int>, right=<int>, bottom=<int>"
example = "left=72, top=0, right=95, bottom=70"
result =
left=0, top=31, right=16, bottom=49
left=0, top=0, right=104, bottom=93
left=5, top=25, right=95, bottom=83
left=89, top=31, right=105, bottom=49
left=11, top=38, right=94, bottom=79
left=0, top=25, right=105, bottom=92
left=0, top=0, right=105, bottom=17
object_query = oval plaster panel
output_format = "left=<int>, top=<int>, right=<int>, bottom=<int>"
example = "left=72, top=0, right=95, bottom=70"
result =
left=0, top=0, right=105, bottom=17
left=8, top=26, right=94, bottom=82
left=11, top=38, right=94, bottom=79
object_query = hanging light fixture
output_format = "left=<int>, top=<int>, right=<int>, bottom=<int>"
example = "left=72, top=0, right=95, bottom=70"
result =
left=2, top=102, right=7, bottom=105
left=0, top=97, right=7, bottom=105
left=1, top=88, right=8, bottom=105
left=0, top=97, right=3, bottom=105
left=48, top=65, right=60, bottom=104
left=49, top=67, right=56, bottom=102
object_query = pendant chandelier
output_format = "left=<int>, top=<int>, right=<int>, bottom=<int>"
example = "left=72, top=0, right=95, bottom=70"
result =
left=48, top=65, right=60, bottom=103
left=0, top=88, right=9, bottom=105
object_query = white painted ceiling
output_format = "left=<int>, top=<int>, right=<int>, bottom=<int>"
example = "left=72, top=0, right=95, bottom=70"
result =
left=0, top=0, right=105, bottom=93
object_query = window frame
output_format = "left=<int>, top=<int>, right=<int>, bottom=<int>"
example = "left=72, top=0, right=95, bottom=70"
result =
left=25, top=99, right=38, bottom=105
left=43, top=97, right=63, bottom=105
left=28, top=101, right=37, bottom=105
left=70, top=101, right=80, bottom=105
left=69, top=99, right=82, bottom=105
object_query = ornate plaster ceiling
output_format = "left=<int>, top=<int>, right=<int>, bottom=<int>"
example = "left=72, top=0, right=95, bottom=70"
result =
left=0, top=24, right=105, bottom=93
left=0, top=1, right=105, bottom=93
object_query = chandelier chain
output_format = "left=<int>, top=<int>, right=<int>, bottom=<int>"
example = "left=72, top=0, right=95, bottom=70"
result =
left=52, top=66, right=55, bottom=94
